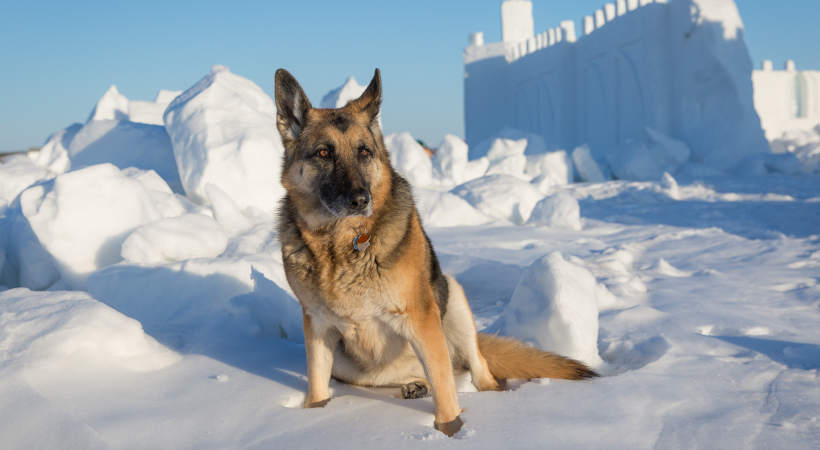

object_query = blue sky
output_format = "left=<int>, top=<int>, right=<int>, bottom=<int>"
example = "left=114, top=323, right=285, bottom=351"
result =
left=1, top=0, right=818, bottom=152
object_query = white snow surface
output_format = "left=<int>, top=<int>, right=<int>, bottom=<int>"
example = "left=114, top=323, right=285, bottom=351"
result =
left=163, top=65, right=285, bottom=214
left=320, top=76, right=366, bottom=108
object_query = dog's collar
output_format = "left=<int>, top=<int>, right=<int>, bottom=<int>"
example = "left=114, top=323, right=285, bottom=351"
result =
left=352, top=219, right=371, bottom=251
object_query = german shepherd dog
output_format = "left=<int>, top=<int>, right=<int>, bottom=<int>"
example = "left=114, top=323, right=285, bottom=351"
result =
left=274, top=68, right=596, bottom=437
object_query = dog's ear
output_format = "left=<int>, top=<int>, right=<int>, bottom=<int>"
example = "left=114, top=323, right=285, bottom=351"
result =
left=350, top=68, right=382, bottom=125
left=274, top=69, right=312, bottom=145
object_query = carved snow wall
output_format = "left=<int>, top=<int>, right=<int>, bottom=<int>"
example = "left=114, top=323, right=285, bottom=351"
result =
left=464, top=0, right=770, bottom=170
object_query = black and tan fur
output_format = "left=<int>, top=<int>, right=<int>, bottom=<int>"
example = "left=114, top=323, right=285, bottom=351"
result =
left=274, top=68, right=596, bottom=437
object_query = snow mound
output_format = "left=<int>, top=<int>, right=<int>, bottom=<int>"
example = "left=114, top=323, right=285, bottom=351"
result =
left=470, top=127, right=547, bottom=160
left=87, top=85, right=129, bottom=122
left=485, top=138, right=528, bottom=179
left=769, top=126, right=820, bottom=174
left=610, top=128, right=691, bottom=181
left=18, top=164, right=189, bottom=289
left=572, top=145, right=607, bottom=182
left=415, top=189, right=494, bottom=227
left=31, top=124, right=80, bottom=174
left=163, top=65, right=285, bottom=214
left=320, top=76, right=366, bottom=108
left=0, top=288, right=180, bottom=371
left=526, top=151, right=574, bottom=192
left=499, top=252, right=604, bottom=367
left=121, top=213, right=228, bottom=264
left=0, top=156, right=51, bottom=206
left=67, top=120, right=182, bottom=192
left=432, top=134, right=470, bottom=186
left=384, top=132, right=434, bottom=187
left=452, top=174, right=542, bottom=224
left=528, top=192, right=582, bottom=230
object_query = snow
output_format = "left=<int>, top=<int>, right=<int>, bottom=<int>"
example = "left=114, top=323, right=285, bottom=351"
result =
left=320, top=76, right=366, bottom=108
left=163, top=65, right=285, bottom=214
left=484, top=138, right=528, bottom=179
left=120, top=213, right=228, bottom=264
left=497, top=252, right=605, bottom=367
left=384, top=132, right=434, bottom=187
left=17, top=164, right=189, bottom=289
left=451, top=174, right=542, bottom=224
left=527, top=192, right=582, bottom=230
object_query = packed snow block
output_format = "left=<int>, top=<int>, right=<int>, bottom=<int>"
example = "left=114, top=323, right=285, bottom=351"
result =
left=432, top=134, right=470, bottom=185
left=470, top=127, right=547, bottom=160
left=572, top=145, right=607, bottom=182
left=0, top=288, right=180, bottom=371
left=320, top=76, right=366, bottom=108
left=499, top=252, right=604, bottom=367
left=415, top=188, right=494, bottom=227
left=121, top=214, right=228, bottom=264
left=164, top=65, right=285, bottom=214
left=87, top=85, right=129, bottom=122
left=609, top=128, right=691, bottom=181
left=31, top=124, right=80, bottom=174
left=384, top=132, right=434, bottom=187
left=0, top=156, right=52, bottom=206
left=19, top=164, right=188, bottom=289
left=67, top=120, right=182, bottom=192
left=451, top=174, right=542, bottom=224
left=526, top=151, right=574, bottom=191
left=1, top=212, right=60, bottom=290
left=485, top=138, right=528, bottom=179
left=528, top=192, right=582, bottom=230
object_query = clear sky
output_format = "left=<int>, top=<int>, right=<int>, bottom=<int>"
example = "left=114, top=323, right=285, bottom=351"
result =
left=1, top=0, right=818, bottom=152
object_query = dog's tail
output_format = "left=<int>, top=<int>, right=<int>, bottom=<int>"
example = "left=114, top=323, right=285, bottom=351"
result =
left=477, top=333, right=598, bottom=380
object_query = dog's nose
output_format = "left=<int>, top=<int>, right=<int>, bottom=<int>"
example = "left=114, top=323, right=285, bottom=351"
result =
left=349, top=189, right=370, bottom=211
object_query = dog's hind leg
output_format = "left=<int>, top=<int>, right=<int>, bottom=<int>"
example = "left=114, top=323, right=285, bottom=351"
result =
left=441, top=275, right=502, bottom=392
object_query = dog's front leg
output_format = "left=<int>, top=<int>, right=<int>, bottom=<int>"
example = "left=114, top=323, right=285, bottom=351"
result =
left=408, top=300, right=463, bottom=436
left=302, top=311, right=338, bottom=408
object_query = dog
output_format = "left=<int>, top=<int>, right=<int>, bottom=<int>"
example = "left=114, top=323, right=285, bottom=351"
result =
left=274, top=68, right=597, bottom=437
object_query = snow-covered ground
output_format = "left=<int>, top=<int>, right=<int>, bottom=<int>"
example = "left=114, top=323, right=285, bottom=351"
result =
left=1, top=67, right=818, bottom=449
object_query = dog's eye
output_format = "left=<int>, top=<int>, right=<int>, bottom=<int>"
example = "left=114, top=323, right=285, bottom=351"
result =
left=358, top=146, right=371, bottom=158
left=316, top=147, right=331, bottom=159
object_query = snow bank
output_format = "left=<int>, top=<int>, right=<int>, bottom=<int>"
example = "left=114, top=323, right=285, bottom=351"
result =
left=609, top=128, right=691, bottom=181
left=163, top=65, right=285, bottom=214
left=87, top=85, right=179, bottom=126
left=499, top=252, right=604, bottom=367
left=469, top=127, right=547, bottom=160
left=320, top=76, right=366, bottom=108
left=121, top=213, right=228, bottom=264
left=415, top=189, right=494, bottom=227
left=384, top=132, right=434, bottom=187
left=432, top=134, right=472, bottom=185
left=87, top=256, right=300, bottom=342
left=572, top=145, right=607, bottom=182
left=769, top=126, right=820, bottom=174
left=452, top=174, right=542, bottom=224
left=67, top=120, right=182, bottom=192
left=0, top=156, right=51, bottom=206
left=18, top=164, right=189, bottom=289
left=528, top=192, right=582, bottom=230
left=31, top=124, right=79, bottom=173
left=0, top=288, right=180, bottom=371
left=484, top=138, right=528, bottom=179
left=526, top=151, right=574, bottom=191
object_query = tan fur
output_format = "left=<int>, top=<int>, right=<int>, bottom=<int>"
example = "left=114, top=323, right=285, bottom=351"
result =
left=478, top=334, right=598, bottom=380
left=273, top=68, right=596, bottom=437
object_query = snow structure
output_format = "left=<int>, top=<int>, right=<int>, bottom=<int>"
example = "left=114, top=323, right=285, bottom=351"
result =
left=752, top=60, right=820, bottom=140
left=464, top=0, right=770, bottom=174
left=320, top=76, right=366, bottom=108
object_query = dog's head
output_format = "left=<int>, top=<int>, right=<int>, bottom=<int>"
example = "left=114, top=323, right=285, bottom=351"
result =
left=274, top=68, right=390, bottom=227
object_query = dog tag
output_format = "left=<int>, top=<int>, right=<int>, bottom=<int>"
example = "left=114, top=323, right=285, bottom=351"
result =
left=353, top=232, right=371, bottom=251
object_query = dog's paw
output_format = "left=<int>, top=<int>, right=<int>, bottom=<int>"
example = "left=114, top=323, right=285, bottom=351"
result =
left=401, top=381, right=429, bottom=399
left=434, top=415, right=464, bottom=437
left=304, top=398, right=330, bottom=408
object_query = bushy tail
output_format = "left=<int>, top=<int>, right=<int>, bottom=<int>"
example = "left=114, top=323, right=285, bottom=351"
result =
left=478, top=333, right=598, bottom=380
